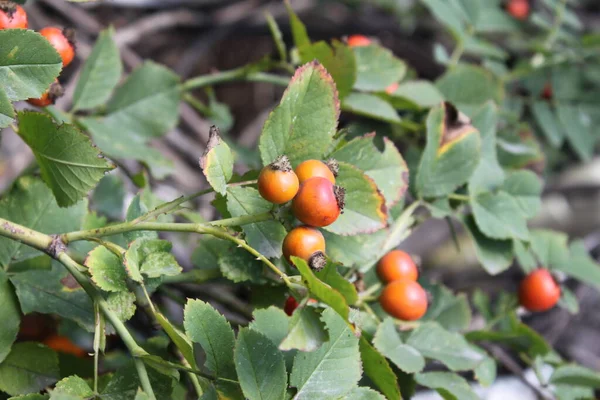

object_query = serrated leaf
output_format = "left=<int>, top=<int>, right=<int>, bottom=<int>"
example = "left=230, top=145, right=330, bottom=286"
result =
left=225, top=186, right=286, bottom=259
left=0, top=342, right=59, bottom=396
left=279, top=306, right=327, bottom=352
left=407, top=322, right=484, bottom=371
left=421, top=283, right=471, bottom=331
left=341, top=387, right=386, bottom=399
left=200, top=126, right=234, bottom=195
left=141, top=252, right=181, bottom=278
left=259, top=61, right=339, bottom=166
left=531, top=101, right=564, bottom=147
left=234, top=328, right=287, bottom=400
left=471, top=191, right=529, bottom=240
left=106, top=291, right=136, bottom=322
left=249, top=307, right=295, bottom=370
left=293, top=257, right=349, bottom=321
left=85, top=246, right=127, bottom=292
left=463, top=215, right=513, bottom=275
left=359, top=337, right=401, bottom=400
left=315, top=260, right=358, bottom=305
left=501, top=170, right=542, bottom=218
left=0, top=270, right=20, bottom=363
left=388, top=80, right=444, bottom=108
left=72, top=28, right=122, bottom=111
left=11, top=262, right=94, bottom=331
left=290, top=308, right=361, bottom=399
left=16, top=112, right=114, bottom=207
left=191, top=236, right=228, bottom=272
left=468, top=102, right=504, bottom=193
left=218, top=248, right=266, bottom=283
left=183, top=299, right=236, bottom=380
left=352, top=44, right=406, bottom=92
left=124, top=193, right=159, bottom=242
left=325, top=162, right=387, bottom=236
left=92, top=174, right=125, bottom=219
left=415, top=372, right=479, bottom=400
left=416, top=103, right=481, bottom=198
left=101, top=362, right=175, bottom=400
left=341, top=92, right=401, bottom=124
left=51, top=375, right=94, bottom=399
left=124, top=238, right=181, bottom=281
left=373, top=318, right=425, bottom=374
left=436, top=65, right=502, bottom=112
left=0, top=29, right=62, bottom=101
left=299, top=40, right=356, bottom=99
left=331, top=134, right=408, bottom=207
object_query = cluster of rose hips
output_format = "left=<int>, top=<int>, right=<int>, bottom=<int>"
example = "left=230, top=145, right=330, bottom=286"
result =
left=0, top=1, right=75, bottom=106
left=376, top=250, right=428, bottom=321
left=258, top=155, right=345, bottom=272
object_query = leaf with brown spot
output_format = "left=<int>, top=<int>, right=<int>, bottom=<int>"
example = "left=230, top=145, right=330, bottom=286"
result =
left=259, top=61, right=340, bottom=167
left=199, top=126, right=233, bottom=195
left=416, top=102, right=481, bottom=198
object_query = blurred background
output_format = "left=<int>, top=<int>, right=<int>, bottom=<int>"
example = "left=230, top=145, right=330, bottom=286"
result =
left=2, top=1, right=600, bottom=398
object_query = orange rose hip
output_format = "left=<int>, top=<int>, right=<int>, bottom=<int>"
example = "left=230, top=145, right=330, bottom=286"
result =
left=519, top=269, right=561, bottom=312
left=258, top=155, right=299, bottom=204
left=0, top=3, right=27, bottom=29
left=295, top=159, right=337, bottom=184
left=292, top=177, right=344, bottom=227
left=283, top=225, right=326, bottom=270
left=377, top=250, right=418, bottom=283
left=379, top=280, right=428, bottom=321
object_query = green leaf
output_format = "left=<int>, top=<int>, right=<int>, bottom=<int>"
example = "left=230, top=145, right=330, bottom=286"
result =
left=474, top=356, right=497, bottom=387
left=416, top=102, right=481, bottom=198
left=226, top=187, right=286, bottom=259
left=249, top=306, right=296, bottom=370
left=421, top=0, right=466, bottom=34
left=359, top=337, right=401, bottom=400
left=155, top=312, right=196, bottom=369
left=322, top=229, right=388, bottom=270
left=414, top=372, right=479, bottom=400
left=468, top=102, right=504, bottom=193
left=279, top=306, right=328, bottom=352
left=554, top=240, right=600, bottom=290
left=373, top=318, right=425, bottom=373
left=471, top=191, right=529, bottom=240
left=299, top=40, right=356, bottom=99
left=293, top=257, right=349, bottom=321
left=0, top=270, right=20, bottom=363
left=259, top=61, right=339, bottom=166
left=11, top=262, right=94, bottom=331
left=183, top=299, right=236, bottom=380
left=85, top=246, right=127, bottom=292
left=286, top=0, right=310, bottom=49
left=234, top=328, right=287, bottom=400
left=0, top=177, right=87, bottom=269
left=463, top=215, right=513, bottom=275
left=531, top=101, right=564, bottom=147
left=501, top=170, right=542, bottom=218
left=101, top=362, right=175, bottom=400
left=191, top=237, right=229, bottom=271
left=436, top=65, right=502, bottom=113
left=341, top=387, right=386, bottom=400
left=106, top=291, right=136, bottom=322
left=200, top=126, right=234, bottom=195
left=72, top=28, right=122, bottom=111
left=0, top=86, right=15, bottom=128
left=389, top=80, right=444, bottom=108
left=0, top=29, right=62, bottom=101
left=341, top=92, right=401, bottom=124
left=407, top=322, right=484, bottom=371
left=218, top=248, right=265, bottom=283
left=16, top=112, right=115, bottom=207
left=8, top=395, right=49, bottom=400
left=550, top=364, right=600, bottom=388
left=421, top=283, right=471, bottom=331
left=325, top=162, right=387, bottom=235
left=353, top=44, right=406, bottom=92
left=0, top=342, right=59, bottom=396
left=92, top=174, right=125, bottom=219
left=51, top=375, right=94, bottom=399
left=124, top=238, right=181, bottom=280
left=556, top=104, right=594, bottom=161
left=124, top=193, right=159, bottom=242
left=331, top=134, right=408, bottom=207
left=530, top=229, right=569, bottom=268
left=290, top=308, right=361, bottom=399
left=559, top=287, right=579, bottom=314
left=315, top=260, right=358, bottom=305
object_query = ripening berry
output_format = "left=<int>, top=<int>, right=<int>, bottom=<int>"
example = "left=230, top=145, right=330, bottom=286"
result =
left=541, top=83, right=552, bottom=100
left=27, top=80, right=64, bottom=107
left=519, top=269, right=561, bottom=312
left=258, top=155, right=299, bottom=204
left=507, top=0, right=529, bottom=20
left=284, top=296, right=298, bottom=316
left=43, top=335, right=87, bottom=357
left=283, top=226, right=326, bottom=270
left=377, top=250, right=418, bottom=283
left=40, top=27, right=75, bottom=67
left=295, top=159, right=337, bottom=184
left=292, top=177, right=345, bottom=227
left=0, top=3, right=27, bottom=29
left=347, top=34, right=371, bottom=47
left=379, top=280, right=428, bottom=321
left=385, top=82, right=399, bottom=95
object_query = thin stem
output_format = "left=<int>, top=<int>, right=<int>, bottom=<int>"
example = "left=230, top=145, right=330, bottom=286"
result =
left=133, top=358, right=156, bottom=398
left=62, top=211, right=272, bottom=243
left=360, top=302, right=381, bottom=324
left=161, top=269, right=221, bottom=284
left=145, top=356, right=238, bottom=384
left=183, top=93, right=210, bottom=115
left=448, top=193, right=470, bottom=202
left=544, top=0, right=568, bottom=50
left=0, top=217, right=53, bottom=252
left=448, top=39, right=464, bottom=67
left=182, top=68, right=289, bottom=91
left=358, top=282, right=382, bottom=303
